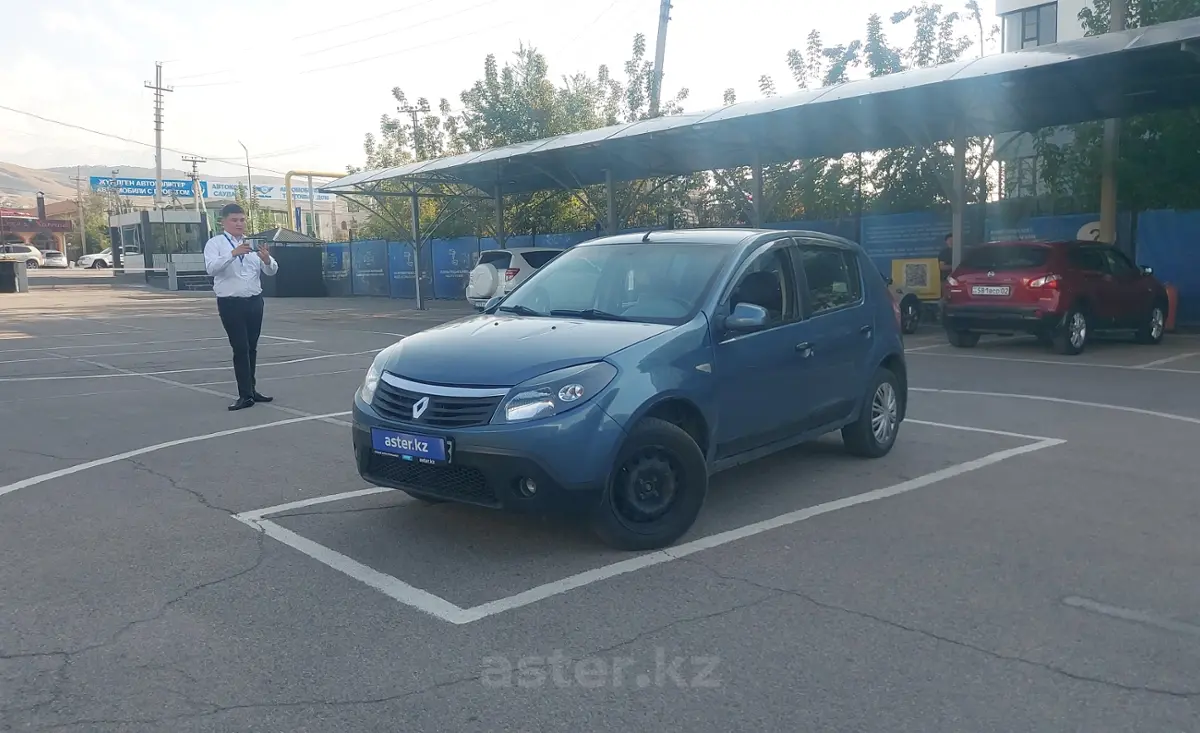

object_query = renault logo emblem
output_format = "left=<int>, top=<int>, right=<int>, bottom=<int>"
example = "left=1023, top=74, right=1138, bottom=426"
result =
left=412, top=396, right=430, bottom=420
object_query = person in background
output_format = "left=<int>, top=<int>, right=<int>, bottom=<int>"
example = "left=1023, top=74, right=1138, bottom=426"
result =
left=938, top=233, right=954, bottom=279
left=203, top=203, right=279, bottom=411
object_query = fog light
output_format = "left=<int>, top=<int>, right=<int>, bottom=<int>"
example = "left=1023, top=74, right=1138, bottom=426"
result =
left=516, top=477, right=537, bottom=497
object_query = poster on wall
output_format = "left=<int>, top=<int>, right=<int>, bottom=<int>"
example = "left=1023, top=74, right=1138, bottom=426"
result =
left=350, top=240, right=390, bottom=296
left=322, top=242, right=351, bottom=297
left=432, top=238, right=481, bottom=299
left=387, top=242, right=434, bottom=299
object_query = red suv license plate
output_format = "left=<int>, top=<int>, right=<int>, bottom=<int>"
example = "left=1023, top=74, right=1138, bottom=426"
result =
left=971, top=285, right=1010, bottom=296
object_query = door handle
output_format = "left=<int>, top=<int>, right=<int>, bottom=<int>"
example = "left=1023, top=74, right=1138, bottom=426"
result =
left=795, top=342, right=813, bottom=357
left=860, top=325, right=873, bottom=337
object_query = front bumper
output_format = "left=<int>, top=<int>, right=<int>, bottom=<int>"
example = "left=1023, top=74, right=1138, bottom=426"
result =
left=942, top=304, right=1062, bottom=333
left=352, top=392, right=626, bottom=515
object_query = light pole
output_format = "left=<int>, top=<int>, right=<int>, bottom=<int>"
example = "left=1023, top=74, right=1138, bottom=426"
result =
left=238, top=140, right=253, bottom=226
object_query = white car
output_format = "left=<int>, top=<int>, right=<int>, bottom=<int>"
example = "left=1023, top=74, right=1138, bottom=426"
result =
left=465, top=247, right=563, bottom=309
left=0, top=243, right=44, bottom=269
left=77, top=246, right=140, bottom=269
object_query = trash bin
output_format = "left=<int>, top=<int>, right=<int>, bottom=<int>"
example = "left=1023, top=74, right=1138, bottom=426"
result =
left=265, top=246, right=327, bottom=297
left=0, top=260, right=29, bottom=293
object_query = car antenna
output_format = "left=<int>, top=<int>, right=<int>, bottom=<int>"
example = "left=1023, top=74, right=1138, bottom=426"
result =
left=642, top=229, right=654, bottom=242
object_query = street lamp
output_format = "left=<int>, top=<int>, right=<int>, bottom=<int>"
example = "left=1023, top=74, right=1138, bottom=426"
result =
left=238, top=140, right=254, bottom=229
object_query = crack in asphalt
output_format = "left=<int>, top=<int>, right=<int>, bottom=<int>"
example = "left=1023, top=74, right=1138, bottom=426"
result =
left=28, top=592, right=783, bottom=730
left=677, top=556, right=1200, bottom=700
left=125, top=459, right=237, bottom=516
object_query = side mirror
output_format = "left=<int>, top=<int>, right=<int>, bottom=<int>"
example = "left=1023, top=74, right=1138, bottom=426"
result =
left=724, top=302, right=769, bottom=332
left=1140, top=265, right=1154, bottom=276
left=484, top=295, right=504, bottom=312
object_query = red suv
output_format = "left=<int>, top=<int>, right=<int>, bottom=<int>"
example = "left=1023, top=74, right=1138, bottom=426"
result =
left=942, top=240, right=1169, bottom=355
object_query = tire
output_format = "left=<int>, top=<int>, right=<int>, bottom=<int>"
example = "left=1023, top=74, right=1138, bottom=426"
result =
left=842, top=367, right=902, bottom=458
left=1135, top=302, right=1167, bottom=345
left=900, top=296, right=920, bottom=334
left=91, top=261, right=107, bottom=269
left=947, top=329, right=980, bottom=348
left=25, top=260, right=38, bottom=269
left=1053, top=306, right=1088, bottom=355
left=590, top=417, right=708, bottom=551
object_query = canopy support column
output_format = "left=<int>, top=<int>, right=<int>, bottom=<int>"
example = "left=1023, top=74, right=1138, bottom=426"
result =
left=410, top=191, right=424, bottom=311
left=951, top=124, right=966, bottom=268
left=1099, top=0, right=1127, bottom=244
left=606, top=169, right=618, bottom=235
left=494, top=183, right=506, bottom=249
left=750, top=157, right=765, bottom=228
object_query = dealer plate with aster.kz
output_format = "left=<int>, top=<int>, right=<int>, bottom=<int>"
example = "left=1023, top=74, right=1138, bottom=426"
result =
left=371, top=427, right=452, bottom=465
left=971, top=285, right=1011, bottom=296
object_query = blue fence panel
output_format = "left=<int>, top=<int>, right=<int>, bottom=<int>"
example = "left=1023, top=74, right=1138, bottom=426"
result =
left=322, top=242, right=351, bottom=297
left=386, top=241, right=435, bottom=299
left=1135, top=209, right=1200, bottom=325
left=349, top=240, right=390, bottom=296
left=432, top=237, right=481, bottom=299
left=985, top=212, right=1135, bottom=255
left=859, top=211, right=970, bottom=276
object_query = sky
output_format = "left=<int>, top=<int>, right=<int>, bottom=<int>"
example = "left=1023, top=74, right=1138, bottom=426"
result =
left=0, top=0, right=1001, bottom=182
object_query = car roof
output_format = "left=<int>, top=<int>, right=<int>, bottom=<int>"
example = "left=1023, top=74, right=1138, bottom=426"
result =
left=575, top=227, right=861, bottom=251
left=479, top=247, right=562, bottom=254
left=976, top=239, right=1106, bottom=248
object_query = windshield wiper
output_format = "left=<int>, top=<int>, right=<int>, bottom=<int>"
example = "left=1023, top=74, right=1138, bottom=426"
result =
left=497, top=304, right=544, bottom=317
left=549, top=308, right=630, bottom=322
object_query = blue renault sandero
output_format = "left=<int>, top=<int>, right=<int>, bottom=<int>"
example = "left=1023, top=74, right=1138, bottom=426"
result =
left=352, top=229, right=908, bottom=550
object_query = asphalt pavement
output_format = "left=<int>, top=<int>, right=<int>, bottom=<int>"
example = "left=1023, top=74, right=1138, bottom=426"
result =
left=2, top=283, right=1198, bottom=732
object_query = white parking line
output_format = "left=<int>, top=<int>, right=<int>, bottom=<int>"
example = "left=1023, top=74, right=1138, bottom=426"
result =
left=1133, top=352, right=1198, bottom=369
left=0, top=342, right=317, bottom=365
left=0, top=411, right=353, bottom=500
left=234, top=420, right=1066, bottom=625
left=1063, top=596, right=1200, bottom=638
left=0, top=350, right=381, bottom=382
left=908, top=350, right=1200, bottom=374
left=911, top=387, right=1200, bottom=425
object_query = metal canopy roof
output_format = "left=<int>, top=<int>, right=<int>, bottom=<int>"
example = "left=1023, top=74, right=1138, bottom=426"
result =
left=323, top=17, right=1200, bottom=197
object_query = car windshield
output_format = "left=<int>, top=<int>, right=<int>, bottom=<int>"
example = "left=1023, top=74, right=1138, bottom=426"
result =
left=962, top=245, right=1050, bottom=270
left=497, top=243, right=732, bottom=325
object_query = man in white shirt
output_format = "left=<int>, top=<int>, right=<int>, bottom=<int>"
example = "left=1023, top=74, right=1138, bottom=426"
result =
left=203, top=203, right=280, bottom=411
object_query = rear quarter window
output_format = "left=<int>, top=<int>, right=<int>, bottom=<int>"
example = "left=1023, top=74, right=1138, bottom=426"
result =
left=962, top=245, right=1050, bottom=270
left=476, top=251, right=512, bottom=268
left=519, top=251, right=561, bottom=268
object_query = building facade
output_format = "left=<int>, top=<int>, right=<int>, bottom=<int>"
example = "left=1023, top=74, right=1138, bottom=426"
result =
left=994, top=0, right=1091, bottom=199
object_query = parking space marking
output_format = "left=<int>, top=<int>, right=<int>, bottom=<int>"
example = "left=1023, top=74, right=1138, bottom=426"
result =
left=909, top=350, right=1200, bottom=374
left=912, top=387, right=1200, bottom=425
left=0, top=411, right=353, bottom=500
left=0, top=337, right=233, bottom=355
left=0, top=342, right=319, bottom=366
left=0, top=350, right=381, bottom=382
left=234, top=420, right=1066, bottom=625
left=1063, top=596, right=1200, bottom=639
left=1133, top=351, right=1198, bottom=369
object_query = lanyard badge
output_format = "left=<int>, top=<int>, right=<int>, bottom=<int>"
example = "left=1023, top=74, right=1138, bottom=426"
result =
left=223, top=233, right=245, bottom=262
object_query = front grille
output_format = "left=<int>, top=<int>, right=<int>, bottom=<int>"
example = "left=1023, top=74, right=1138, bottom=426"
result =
left=366, top=453, right=497, bottom=506
left=372, top=378, right=502, bottom=429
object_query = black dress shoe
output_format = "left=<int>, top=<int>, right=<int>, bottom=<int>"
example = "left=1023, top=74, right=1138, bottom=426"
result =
left=252, top=392, right=273, bottom=403
left=228, top=397, right=255, bottom=411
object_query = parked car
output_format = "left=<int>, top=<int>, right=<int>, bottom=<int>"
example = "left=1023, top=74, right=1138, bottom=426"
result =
left=39, top=249, right=69, bottom=268
left=465, top=247, right=563, bottom=309
left=0, top=243, right=44, bottom=269
left=942, top=239, right=1169, bottom=355
left=353, top=229, right=907, bottom=550
left=77, top=245, right=140, bottom=269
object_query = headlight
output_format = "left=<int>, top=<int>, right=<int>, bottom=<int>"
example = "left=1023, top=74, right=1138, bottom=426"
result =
left=358, top=345, right=400, bottom=404
left=495, top=362, right=618, bottom=424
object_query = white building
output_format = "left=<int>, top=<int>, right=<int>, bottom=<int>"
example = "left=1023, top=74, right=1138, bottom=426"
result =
left=995, top=0, right=1092, bottom=198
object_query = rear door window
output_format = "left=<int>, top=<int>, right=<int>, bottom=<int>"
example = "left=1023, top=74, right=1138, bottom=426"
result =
left=962, top=245, right=1050, bottom=270
left=796, top=244, right=863, bottom=316
left=519, top=251, right=561, bottom=268
left=1068, top=246, right=1107, bottom=272
left=476, top=251, right=512, bottom=269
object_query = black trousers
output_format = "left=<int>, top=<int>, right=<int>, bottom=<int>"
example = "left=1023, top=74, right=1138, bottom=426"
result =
left=217, top=294, right=264, bottom=400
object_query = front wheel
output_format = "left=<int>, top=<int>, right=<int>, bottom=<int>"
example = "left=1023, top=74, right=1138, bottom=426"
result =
left=1135, top=303, right=1167, bottom=345
left=947, top=329, right=980, bottom=348
left=842, top=367, right=902, bottom=458
left=590, top=417, right=708, bottom=551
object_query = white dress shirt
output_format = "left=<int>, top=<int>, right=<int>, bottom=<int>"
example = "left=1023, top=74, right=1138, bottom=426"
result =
left=203, top=233, right=279, bottom=298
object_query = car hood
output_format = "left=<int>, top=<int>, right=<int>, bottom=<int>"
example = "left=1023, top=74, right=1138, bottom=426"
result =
left=379, top=313, right=673, bottom=386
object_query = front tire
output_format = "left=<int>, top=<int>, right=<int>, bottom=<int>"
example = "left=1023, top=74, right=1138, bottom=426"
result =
left=1135, top=302, right=1167, bottom=345
left=947, top=329, right=980, bottom=348
left=591, top=417, right=708, bottom=551
left=842, top=367, right=902, bottom=458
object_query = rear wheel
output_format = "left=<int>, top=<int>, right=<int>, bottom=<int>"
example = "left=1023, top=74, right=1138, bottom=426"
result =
left=25, top=260, right=38, bottom=269
left=947, top=329, right=980, bottom=348
left=842, top=367, right=902, bottom=458
left=591, top=417, right=708, bottom=551
left=1135, top=302, right=1167, bottom=345
left=1053, top=307, right=1088, bottom=355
